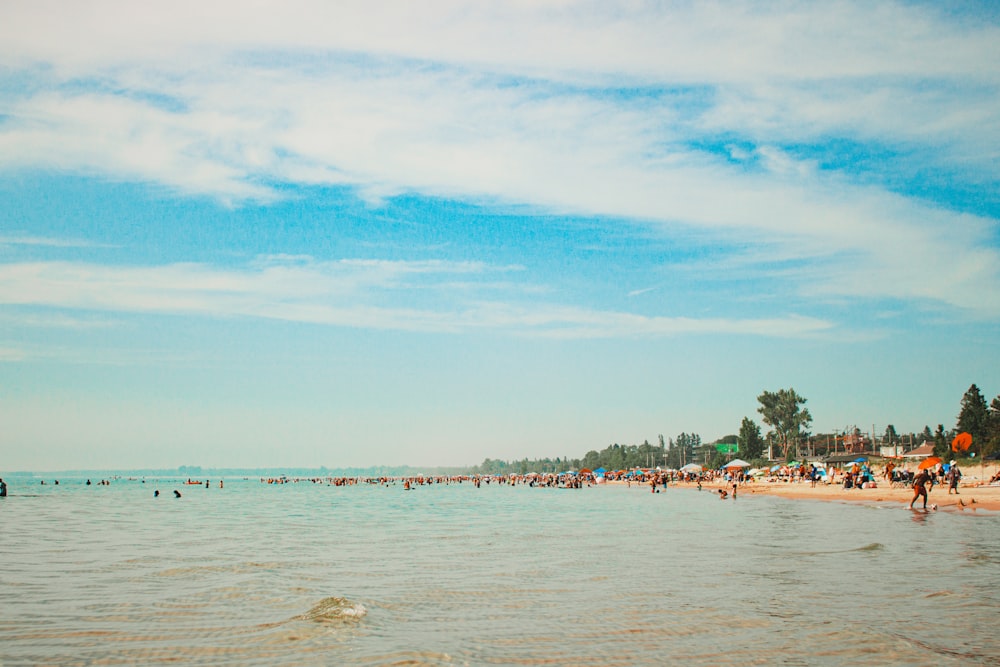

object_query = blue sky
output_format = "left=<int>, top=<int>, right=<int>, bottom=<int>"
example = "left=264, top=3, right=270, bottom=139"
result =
left=1, top=1, right=998, bottom=471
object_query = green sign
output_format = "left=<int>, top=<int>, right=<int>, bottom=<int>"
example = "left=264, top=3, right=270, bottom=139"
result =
left=715, top=443, right=739, bottom=454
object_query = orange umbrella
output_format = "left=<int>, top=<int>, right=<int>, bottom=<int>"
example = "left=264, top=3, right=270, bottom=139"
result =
left=918, top=456, right=942, bottom=470
left=951, top=432, right=972, bottom=452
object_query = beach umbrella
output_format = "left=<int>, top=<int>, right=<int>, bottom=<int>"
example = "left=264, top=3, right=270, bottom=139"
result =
left=723, top=459, right=751, bottom=468
left=918, top=456, right=942, bottom=470
left=951, top=432, right=972, bottom=453
left=679, top=463, right=703, bottom=472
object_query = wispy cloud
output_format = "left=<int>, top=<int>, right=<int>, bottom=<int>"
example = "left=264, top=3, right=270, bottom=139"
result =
left=0, top=1, right=997, bottom=317
left=0, top=235, right=114, bottom=249
left=0, top=311, right=117, bottom=329
left=0, top=258, right=832, bottom=339
left=0, top=346, right=26, bottom=362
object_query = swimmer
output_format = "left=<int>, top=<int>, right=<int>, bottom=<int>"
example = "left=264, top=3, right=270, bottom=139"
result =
left=173, top=489, right=182, bottom=498
left=0, top=477, right=7, bottom=497
left=717, top=489, right=728, bottom=499
left=154, top=490, right=159, bottom=497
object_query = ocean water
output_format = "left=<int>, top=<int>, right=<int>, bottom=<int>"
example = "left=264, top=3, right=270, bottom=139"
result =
left=1, top=477, right=998, bottom=666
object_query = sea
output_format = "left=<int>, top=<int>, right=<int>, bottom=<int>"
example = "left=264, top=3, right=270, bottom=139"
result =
left=1, top=475, right=998, bottom=666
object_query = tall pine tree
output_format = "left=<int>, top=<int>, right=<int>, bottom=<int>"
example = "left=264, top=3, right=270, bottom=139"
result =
left=956, top=384, right=989, bottom=455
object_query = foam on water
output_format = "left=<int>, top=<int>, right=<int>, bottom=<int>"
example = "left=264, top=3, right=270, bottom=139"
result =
left=295, top=596, right=367, bottom=623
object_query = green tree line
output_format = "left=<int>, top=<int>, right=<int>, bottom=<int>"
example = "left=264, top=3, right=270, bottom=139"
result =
left=471, top=383, right=1000, bottom=474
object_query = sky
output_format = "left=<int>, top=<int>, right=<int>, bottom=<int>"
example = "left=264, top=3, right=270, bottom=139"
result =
left=1, top=1, right=999, bottom=472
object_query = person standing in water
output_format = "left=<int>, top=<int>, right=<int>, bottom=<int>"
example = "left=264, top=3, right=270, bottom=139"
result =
left=910, top=468, right=933, bottom=509
left=0, top=477, right=7, bottom=497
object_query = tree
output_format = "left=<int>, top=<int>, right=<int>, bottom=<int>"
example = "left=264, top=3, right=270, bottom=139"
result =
left=933, top=424, right=948, bottom=459
left=883, top=424, right=900, bottom=455
left=757, top=388, right=813, bottom=460
left=665, top=432, right=700, bottom=469
left=738, top=417, right=765, bottom=460
left=985, top=396, right=1000, bottom=457
left=956, top=384, right=989, bottom=455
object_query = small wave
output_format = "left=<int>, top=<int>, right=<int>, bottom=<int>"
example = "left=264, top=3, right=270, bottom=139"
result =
left=295, top=597, right=367, bottom=624
left=792, top=542, right=884, bottom=556
left=923, top=590, right=954, bottom=599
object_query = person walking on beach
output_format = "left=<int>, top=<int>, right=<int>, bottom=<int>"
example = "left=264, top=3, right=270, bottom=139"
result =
left=948, top=461, right=962, bottom=495
left=909, top=468, right=933, bottom=509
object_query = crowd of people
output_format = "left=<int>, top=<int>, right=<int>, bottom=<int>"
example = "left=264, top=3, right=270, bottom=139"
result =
left=3, top=459, right=993, bottom=507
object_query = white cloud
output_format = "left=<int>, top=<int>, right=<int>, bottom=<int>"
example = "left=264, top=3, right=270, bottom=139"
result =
left=0, top=346, right=26, bottom=362
left=0, top=258, right=832, bottom=339
left=3, top=1, right=997, bottom=82
left=0, top=0, right=997, bottom=317
left=0, top=235, right=114, bottom=248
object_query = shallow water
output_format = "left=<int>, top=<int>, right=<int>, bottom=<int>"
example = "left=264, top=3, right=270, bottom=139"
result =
left=1, top=477, right=998, bottom=665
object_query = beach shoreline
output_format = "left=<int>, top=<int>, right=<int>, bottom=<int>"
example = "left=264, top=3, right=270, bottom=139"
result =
left=608, top=461, right=1000, bottom=513
left=672, top=467, right=1000, bottom=513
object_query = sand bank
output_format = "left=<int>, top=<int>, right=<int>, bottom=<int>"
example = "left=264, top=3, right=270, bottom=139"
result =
left=713, top=479, right=1000, bottom=512
left=690, top=461, right=1000, bottom=512
left=619, top=462, right=1000, bottom=513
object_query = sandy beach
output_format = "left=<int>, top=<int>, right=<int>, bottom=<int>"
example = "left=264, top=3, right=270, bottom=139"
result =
left=681, top=462, right=1000, bottom=513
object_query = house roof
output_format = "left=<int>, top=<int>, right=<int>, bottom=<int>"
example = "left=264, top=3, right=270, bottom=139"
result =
left=902, top=443, right=936, bottom=457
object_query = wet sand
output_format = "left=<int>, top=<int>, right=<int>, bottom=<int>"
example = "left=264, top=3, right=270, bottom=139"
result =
left=708, top=480, right=1000, bottom=512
